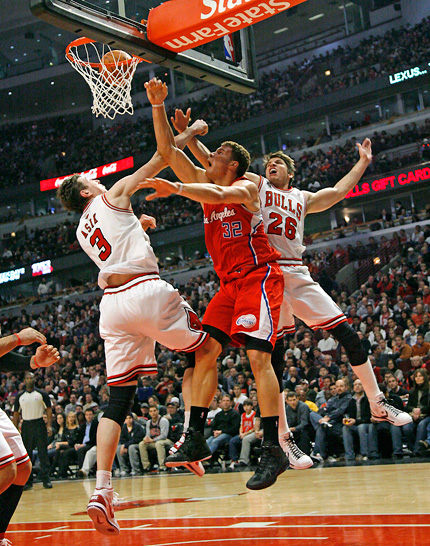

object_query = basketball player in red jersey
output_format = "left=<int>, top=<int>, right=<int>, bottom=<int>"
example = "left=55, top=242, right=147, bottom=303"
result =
left=57, top=122, right=215, bottom=535
left=171, top=111, right=412, bottom=442
left=144, top=78, right=288, bottom=491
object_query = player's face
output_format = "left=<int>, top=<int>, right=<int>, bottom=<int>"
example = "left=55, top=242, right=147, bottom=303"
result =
left=81, top=177, right=107, bottom=196
left=207, top=146, right=235, bottom=182
left=265, top=157, right=291, bottom=188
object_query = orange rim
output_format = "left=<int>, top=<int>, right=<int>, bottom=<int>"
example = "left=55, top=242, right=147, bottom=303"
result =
left=66, top=37, right=142, bottom=68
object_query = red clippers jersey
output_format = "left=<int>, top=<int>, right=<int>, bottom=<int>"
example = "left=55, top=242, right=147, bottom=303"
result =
left=203, top=192, right=280, bottom=283
left=241, top=410, right=256, bottom=433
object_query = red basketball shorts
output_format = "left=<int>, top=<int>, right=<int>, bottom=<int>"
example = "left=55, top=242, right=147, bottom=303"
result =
left=202, top=263, right=283, bottom=350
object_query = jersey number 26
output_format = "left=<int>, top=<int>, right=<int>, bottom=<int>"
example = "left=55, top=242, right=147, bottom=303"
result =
left=267, top=212, right=297, bottom=240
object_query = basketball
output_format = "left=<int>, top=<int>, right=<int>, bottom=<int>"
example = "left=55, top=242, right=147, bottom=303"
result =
left=99, top=49, right=133, bottom=83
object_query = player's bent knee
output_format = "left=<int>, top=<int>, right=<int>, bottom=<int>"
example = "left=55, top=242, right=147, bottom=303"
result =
left=196, top=336, right=222, bottom=364
left=331, top=322, right=367, bottom=366
left=15, top=460, right=32, bottom=485
left=0, top=461, right=17, bottom=492
left=102, top=385, right=136, bottom=426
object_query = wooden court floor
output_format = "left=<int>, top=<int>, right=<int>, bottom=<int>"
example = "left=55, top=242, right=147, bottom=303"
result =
left=8, top=462, right=430, bottom=546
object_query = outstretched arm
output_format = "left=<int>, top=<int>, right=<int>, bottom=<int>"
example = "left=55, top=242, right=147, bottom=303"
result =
left=145, top=78, right=209, bottom=185
left=304, top=139, right=372, bottom=214
left=138, top=177, right=259, bottom=210
left=171, top=108, right=211, bottom=169
left=106, top=121, right=209, bottom=207
left=171, top=108, right=261, bottom=186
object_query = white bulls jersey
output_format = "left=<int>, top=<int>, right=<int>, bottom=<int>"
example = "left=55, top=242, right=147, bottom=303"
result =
left=258, top=177, right=307, bottom=266
left=77, top=194, right=158, bottom=289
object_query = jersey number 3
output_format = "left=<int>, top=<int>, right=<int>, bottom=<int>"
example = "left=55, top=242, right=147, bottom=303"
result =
left=267, top=212, right=297, bottom=240
left=90, top=228, right=112, bottom=261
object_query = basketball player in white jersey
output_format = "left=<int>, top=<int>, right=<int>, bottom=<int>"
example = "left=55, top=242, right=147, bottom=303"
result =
left=168, top=109, right=412, bottom=463
left=0, top=328, right=59, bottom=546
left=57, top=126, right=213, bottom=536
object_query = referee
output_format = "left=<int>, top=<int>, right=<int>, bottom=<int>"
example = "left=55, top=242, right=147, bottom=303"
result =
left=13, top=372, right=53, bottom=490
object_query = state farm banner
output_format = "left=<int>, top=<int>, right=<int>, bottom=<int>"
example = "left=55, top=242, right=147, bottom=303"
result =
left=147, top=0, right=308, bottom=52
left=345, top=164, right=430, bottom=200
left=40, top=157, right=134, bottom=191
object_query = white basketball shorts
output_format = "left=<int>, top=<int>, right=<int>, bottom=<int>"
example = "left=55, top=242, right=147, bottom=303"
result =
left=100, top=273, right=208, bottom=386
left=277, top=265, right=347, bottom=338
left=0, top=408, right=30, bottom=470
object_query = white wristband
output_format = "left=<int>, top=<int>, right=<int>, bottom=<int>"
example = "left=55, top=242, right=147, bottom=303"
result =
left=176, top=183, right=183, bottom=195
left=152, top=103, right=164, bottom=108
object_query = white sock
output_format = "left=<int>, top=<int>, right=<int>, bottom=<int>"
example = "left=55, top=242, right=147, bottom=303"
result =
left=353, top=359, right=382, bottom=400
left=278, top=392, right=290, bottom=436
left=184, top=410, right=190, bottom=433
left=96, top=470, right=112, bottom=490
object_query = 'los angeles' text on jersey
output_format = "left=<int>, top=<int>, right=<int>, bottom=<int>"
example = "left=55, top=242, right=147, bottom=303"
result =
left=203, top=193, right=280, bottom=283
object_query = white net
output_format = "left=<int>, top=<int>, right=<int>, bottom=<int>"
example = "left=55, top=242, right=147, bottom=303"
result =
left=66, top=39, right=141, bottom=120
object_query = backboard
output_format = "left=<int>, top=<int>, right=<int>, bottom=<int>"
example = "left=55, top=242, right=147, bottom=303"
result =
left=30, top=0, right=258, bottom=93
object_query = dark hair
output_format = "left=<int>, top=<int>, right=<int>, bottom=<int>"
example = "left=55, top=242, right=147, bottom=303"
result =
left=222, top=141, right=251, bottom=178
left=57, top=174, right=88, bottom=213
left=243, top=398, right=252, bottom=406
left=264, top=151, right=296, bottom=177
left=286, top=391, right=298, bottom=399
left=413, top=368, right=429, bottom=388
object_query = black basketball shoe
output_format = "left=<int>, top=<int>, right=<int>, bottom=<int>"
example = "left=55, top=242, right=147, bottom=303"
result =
left=165, top=427, right=212, bottom=467
left=246, top=442, right=288, bottom=490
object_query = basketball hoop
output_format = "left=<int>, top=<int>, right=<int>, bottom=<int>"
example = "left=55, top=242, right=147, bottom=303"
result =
left=66, top=37, right=142, bottom=120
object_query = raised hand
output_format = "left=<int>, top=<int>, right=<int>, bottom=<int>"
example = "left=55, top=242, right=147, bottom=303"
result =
left=357, top=138, right=372, bottom=163
left=190, top=119, right=209, bottom=136
left=137, top=178, right=181, bottom=200
left=34, top=344, right=60, bottom=368
left=144, top=77, right=168, bottom=105
left=17, top=328, right=46, bottom=346
left=139, top=214, right=157, bottom=231
left=171, top=108, right=191, bottom=133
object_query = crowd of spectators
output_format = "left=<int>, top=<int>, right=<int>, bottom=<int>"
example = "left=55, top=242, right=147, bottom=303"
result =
left=0, top=192, right=203, bottom=270
left=2, top=216, right=430, bottom=480
left=136, top=17, right=430, bottom=133
left=1, top=16, right=430, bottom=195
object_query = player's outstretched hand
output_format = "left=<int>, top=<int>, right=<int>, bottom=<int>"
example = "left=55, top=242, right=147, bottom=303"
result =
left=145, top=77, right=168, bottom=105
left=33, top=344, right=60, bottom=368
left=137, top=178, right=181, bottom=200
left=17, top=328, right=47, bottom=346
left=190, top=119, right=209, bottom=136
left=357, top=138, right=372, bottom=163
left=171, top=108, right=191, bottom=133
left=139, top=214, right=157, bottom=231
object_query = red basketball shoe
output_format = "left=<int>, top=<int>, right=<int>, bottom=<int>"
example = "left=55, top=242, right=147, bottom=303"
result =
left=87, top=487, right=120, bottom=535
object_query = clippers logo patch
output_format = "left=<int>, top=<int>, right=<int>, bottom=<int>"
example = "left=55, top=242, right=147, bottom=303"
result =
left=236, top=314, right=257, bottom=328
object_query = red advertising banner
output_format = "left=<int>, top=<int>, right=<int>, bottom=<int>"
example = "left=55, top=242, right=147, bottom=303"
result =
left=345, top=166, right=430, bottom=200
left=40, top=157, right=134, bottom=192
left=147, top=0, right=308, bottom=52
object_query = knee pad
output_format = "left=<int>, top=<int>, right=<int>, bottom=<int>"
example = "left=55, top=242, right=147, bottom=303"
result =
left=271, top=338, right=285, bottom=393
left=331, top=322, right=367, bottom=366
left=102, top=385, right=136, bottom=426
